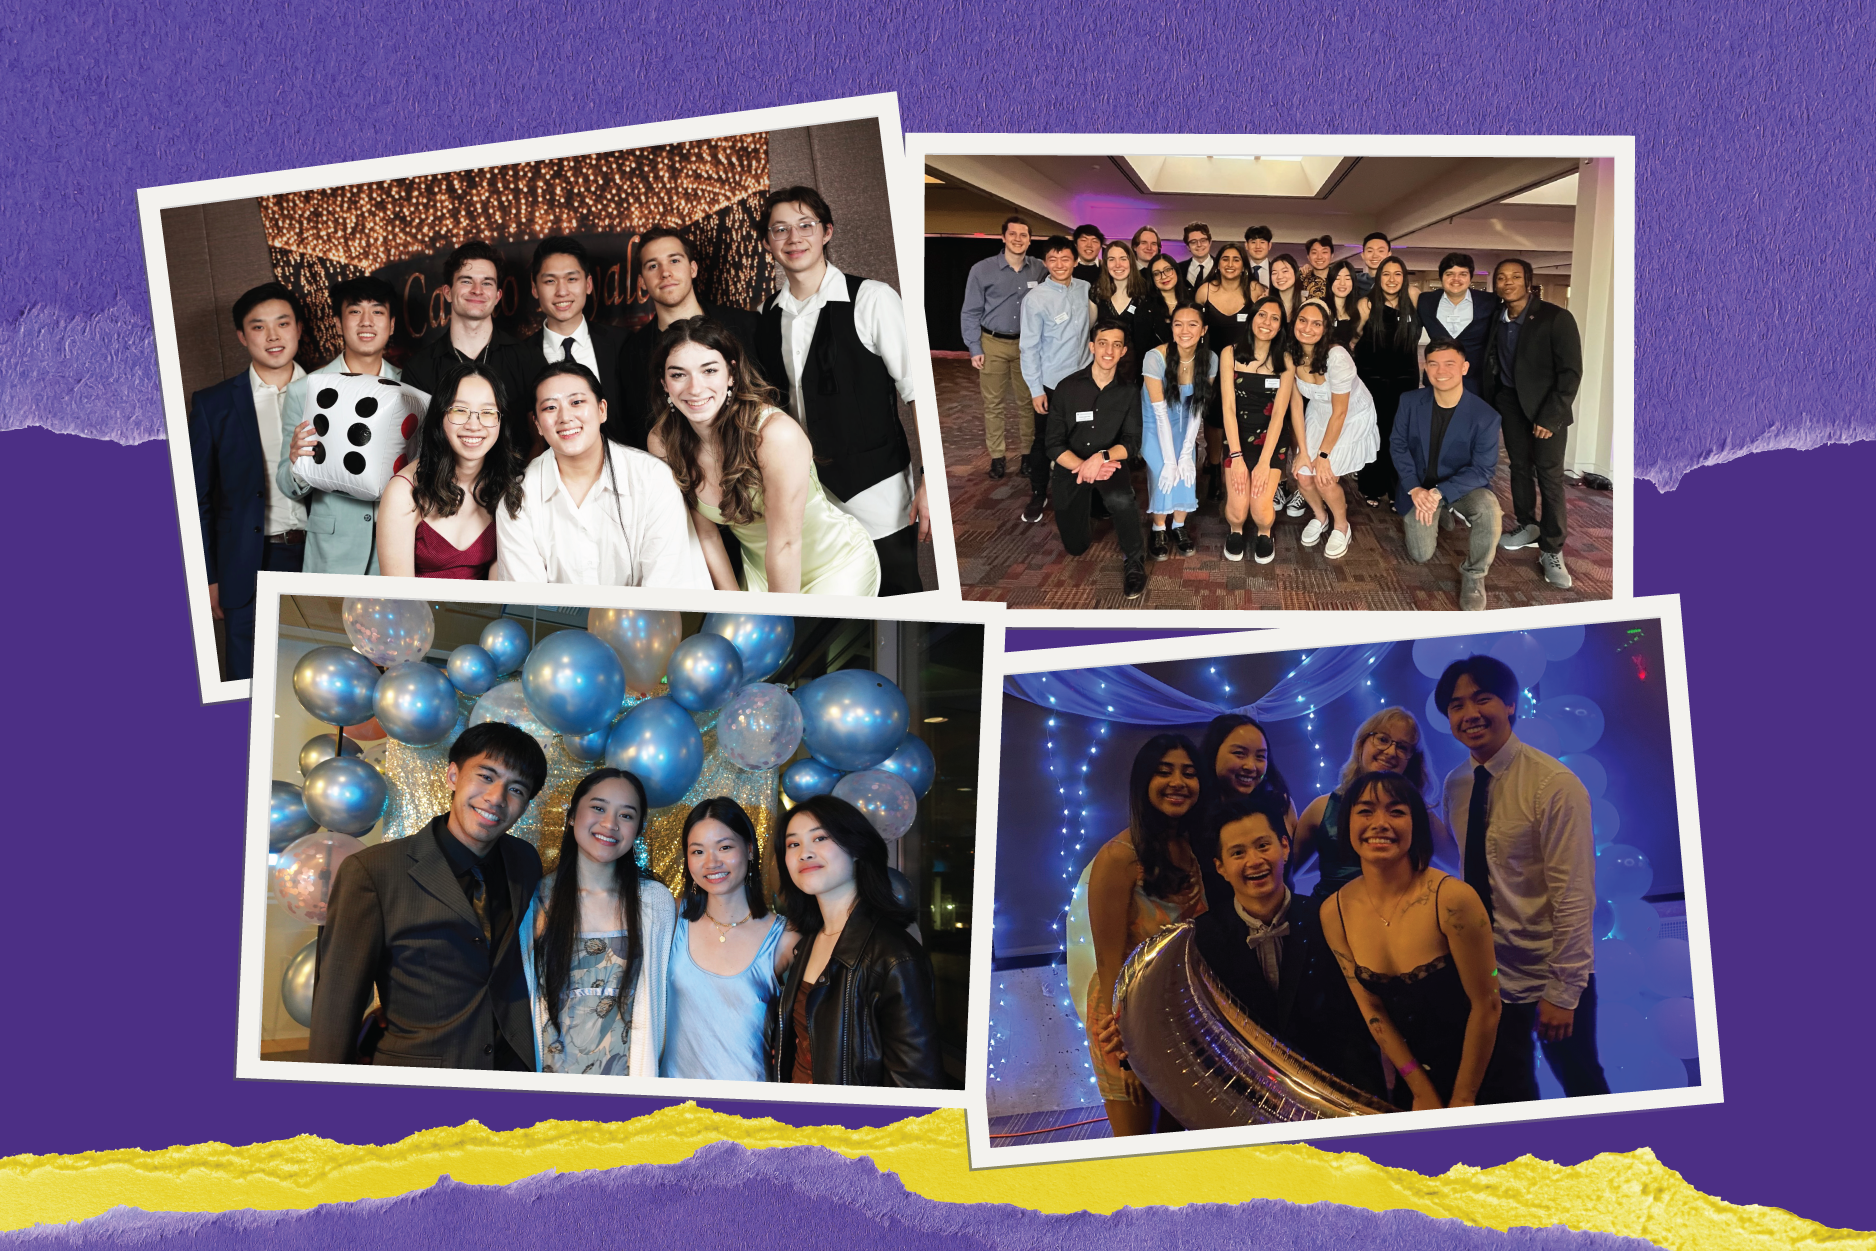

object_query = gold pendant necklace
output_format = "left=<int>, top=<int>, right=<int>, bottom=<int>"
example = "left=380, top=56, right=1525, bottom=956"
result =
left=709, top=912, right=753, bottom=943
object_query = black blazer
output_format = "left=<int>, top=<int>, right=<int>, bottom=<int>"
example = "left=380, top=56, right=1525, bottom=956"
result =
left=517, top=320, right=629, bottom=430
left=1415, top=289, right=1503, bottom=393
left=186, top=371, right=267, bottom=613
left=612, top=303, right=763, bottom=449
left=309, top=816, right=543, bottom=1069
left=1481, top=298, right=1583, bottom=433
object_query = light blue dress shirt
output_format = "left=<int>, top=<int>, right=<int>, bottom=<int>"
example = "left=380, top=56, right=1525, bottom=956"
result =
left=1018, top=276, right=1093, bottom=395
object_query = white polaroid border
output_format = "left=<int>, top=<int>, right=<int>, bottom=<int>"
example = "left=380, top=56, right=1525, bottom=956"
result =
left=237, top=570, right=1002, bottom=1112
left=905, top=131, right=1635, bottom=627
left=143, top=92, right=961, bottom=706
left=966, top=593, right=1716, bottom=1167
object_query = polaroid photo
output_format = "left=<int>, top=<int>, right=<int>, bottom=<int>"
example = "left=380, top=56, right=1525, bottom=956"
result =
left=968, top=595, right=1714, bottom=1165
left=238, top=572, right=999, bottom=1111
left=909, top=132, right=1633, bottom=623
left=143, top=93, right=960, bottom=705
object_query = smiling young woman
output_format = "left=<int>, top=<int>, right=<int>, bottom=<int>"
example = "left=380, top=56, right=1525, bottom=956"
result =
left=376, top=362, right=524, bottom=579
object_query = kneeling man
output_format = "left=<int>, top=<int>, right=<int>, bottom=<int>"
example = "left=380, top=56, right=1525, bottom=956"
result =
left=1391, top=340, right=1503, bottom=611
left=1045, top=318, right=1147, bottom=600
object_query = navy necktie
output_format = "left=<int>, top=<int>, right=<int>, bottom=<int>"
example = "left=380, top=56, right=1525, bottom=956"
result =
left=1465, top=764, right=1495, bottom=922
left=561, top=335, right=577, bottom=362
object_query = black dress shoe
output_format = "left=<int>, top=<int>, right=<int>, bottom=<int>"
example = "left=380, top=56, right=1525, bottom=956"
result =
left=1148, top=529, right=1169, bottom=561
left=988, top=457, right=1006, bottom=479
left=1122, top=557, right=1149, bottom=599
left=1171, top=524, right=1196, bottom=556
left=1018, top=454, right=1034, bottom=478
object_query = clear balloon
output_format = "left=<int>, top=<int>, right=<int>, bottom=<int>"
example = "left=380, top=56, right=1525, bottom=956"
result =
left=1560, top=752, right=1607, bottom=799
left=281, top=939, right=318, bottom=1028
left=1536, top=623, right=1586, bottom=660
left=833, top=769, right=919, bottom=841
left=269, top=781, right=318, bottom=852
left=1645, top=937, right=1694, bottom=998
left=798, top=669, right=910, bottom=772
left=447, top=643, right=499, bottom=696
left=468, top=678, right=556, bottom=752
left=480, top=618, right=533, bottom=675
left=1596, top=843, right=1652, bottom=900
left=301, top=755, right=388, bottom=834
left=1424, top=689, right=1453, bottom=737
left=563, top=724, right=613, bottom=762
left=1486, top=631, right=1547, bottom=690
left=342, top=598, right=435, bottom=666
left=1536, top=694, right=1605, bottom=754
left=781, top=757, right=843, bottom=804
left=1516, top=715, right=1562, bottom=757
left=297, top=733, right=363, bottom=779
left=522, top=630, right=626, bottom=735
left=1599, top=1001, right=1688, bottom=1093
left=1609, top=895, right=1660, bottom=948
left=718, top=683, right=804, bottom=770
left=1591, top=798, right=1621, bottom=847
left=1592, top=898, right=1615, bottom=941
left=666, top=633, right=746, bottom=712
left=273, top=831, right=367, bottom=924
left=1649, top=996, right=1700, bottom=1060
left=703, top=613, right=795, bottom=683
left=292, top=646, right=381, bottom=726
left=1593, top=937, right=1649, bottom=1002
left=875, top=735, right=936, bottom=799
left=590, top=608, right=683, bottom=695
left=373, top=661, right=460, bottom=746
left=605, top=697, right=704, bottom=808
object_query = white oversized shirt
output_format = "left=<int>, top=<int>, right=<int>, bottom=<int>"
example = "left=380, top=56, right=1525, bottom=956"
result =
left=252, top=363, right=307, bottom=535
left=493, top=442, right=713, bottom=589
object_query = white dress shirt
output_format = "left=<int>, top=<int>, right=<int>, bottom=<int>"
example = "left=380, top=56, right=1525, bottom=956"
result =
left=252, top=363, right=307, bottom=535
left=1243, top=255, right=1272, bottom=289
left=1444, top=734, right=1596, bottom=1010
left=1185, top=256, right=1216, bottom=290
left=493, top=442, right=713, bottom=588
left=542, top=318, right=597, bottom=375
left=1435, top=290, right=1476, bottom=340
left=772, top=264, right=917, bottom=540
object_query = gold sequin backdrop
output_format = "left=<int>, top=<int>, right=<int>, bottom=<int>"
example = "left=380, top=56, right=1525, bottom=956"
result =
left=258, top=135, right=773, bottom=363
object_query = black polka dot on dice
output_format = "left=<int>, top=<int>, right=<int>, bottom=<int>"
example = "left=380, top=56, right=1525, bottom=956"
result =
left=343, top=451, right=366, bottom=474
left=347, top=423, right=372, bottom=447
left=377, top=377, right=400, bottom=388
left=355, top=396, right=379, bottom=418
left=316, top=388, right=339, bottom=409
left=312, top=413, right=329, bottom=436
left=312, top=444, right=326, bottom=465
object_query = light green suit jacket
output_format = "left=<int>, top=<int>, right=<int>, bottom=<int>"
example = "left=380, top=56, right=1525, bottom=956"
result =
left=275, top=356, right=403, bottom=575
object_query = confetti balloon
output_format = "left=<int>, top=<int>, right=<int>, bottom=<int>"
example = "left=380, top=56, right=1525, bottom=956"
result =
left=468, top=679, right=556, bottom=751
left=297, top=733, right=363, bottom=779
left=281, top=940, right=318, bottom=1028
left=447, top=643, right=499, bottom=696
left=372, top=661, right=460, bottom=746
left=718, top=683, right=804, bottom=771
left=666, top=633, right=745, bottom=713
left=605, top=697, right=704, bottom=808
left=268, top=781, right=318, bottom=851
left=874, top=735, right=936, bottom=799
left=781, top=757, right=842, bottom=804
left=590, top=608, right=683, bottom=695
left=832, top=769, right=919, bottom=841
left=292, top=646, right=380, bottom=726
left=273, top=831, right=367, bottom=924
left=523, top=630, right=627, bottom=735
left=702, top=613, right=794, bottom=682
left=342, top=598, right=435, bottom=667
left=480, top=618, right=533, bottom=675
left=302, top=755, right=388, bottom=834
left=798, top=669, right=909, bottom=772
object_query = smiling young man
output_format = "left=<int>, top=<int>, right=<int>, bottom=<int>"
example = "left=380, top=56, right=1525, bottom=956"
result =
left=1181, top=222, right=1216, bottom=291
left=309, top=722, right=549, bottom=1070
left=1241, top=225, right=1274, bottom=290
left=1017, top=236, right=1093, bottom=524
left=1390, top=340, right=1504, bottom=610
left=277, top=276, right=403, bottom=576
left=1415, top=253, right=1503, bottom=392
left=754, top=185, right=929, bottom=595
left=516, top=236, right=627, bottom=436
left=960, top=215, right=1047, bottom=481
left=1437, top=655, right=1606, bottom=1101
left=1300, top=235, right=1336, bottom=299
left=493, top=360, right=711, bottom=588
left=402, top=241, right=528, bottom=437
left=1071, top=223, right=1106, bottom=287
left=1044, top=317, right=1147, bottom=599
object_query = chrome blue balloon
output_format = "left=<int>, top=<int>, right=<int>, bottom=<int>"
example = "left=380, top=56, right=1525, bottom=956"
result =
left=605, top=697, right=704, bottom=808
left=797, top=669, right=909, bottom=772
left=301, top=755, right=388, bottom=834
left=373, top=661, right=460, bottom=746
left=781, top=757, right=843, bottom=804
left=281, top=939, right=318, bottom=1027
left=875, top=734, right=936, bottom=798
left=268, top=781, right=318, bottom=852
left=292, top=646, right=380, bottom=726
left=563, top=723, right=613, bottom=762
left=447, top=643, right=499, bottom=697
left=702, top=613, right=794, bottom=682
left=523, top=630, right=627, bottom=736
left=666, top=633, right=745, bottom=712
left=480, top=617, right=533, bottom=675
left=297, top=732, right=363, bottom=779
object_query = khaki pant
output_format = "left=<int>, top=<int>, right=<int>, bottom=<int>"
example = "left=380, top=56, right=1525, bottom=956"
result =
left=978, top=334, right=1034, bottom=459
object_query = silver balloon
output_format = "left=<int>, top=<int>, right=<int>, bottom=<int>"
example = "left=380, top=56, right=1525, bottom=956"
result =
left=666, top=633, right=745, bottom=713
left=719, top=683, right=805, bottom=771
left=875, top=735, right=936, bottom=799
left=373, top=661, right=460, bottom=746
left=781, top=758, right=842, bottom=804
left=522, top=630, right=627, bottom=735
left=1115, top=923, right=1392, bottom=1126
left=280, top=939, right=318, bottom=1027
left=798, top=669, right=910, bottom=772
left=590, top=608, right=683, bottom=695
left=468, top=678, right=556, bottom=751
left=832, top=769, right=919, bottom=841
left=447, top=643, right=499, bottom=696
left=702, top=613, right=794, bottom=683
left=297, top=732, right=363, bottom=779
left=480, top=618, right=533, bottom=675
left=301, top=755, right=388, bottom=834
left=342, top=597, right=435, bottom=667
left=274, top=831, right=368, bottom=925
left=268, top=781, right=318, bottom=852
left=604, top=697, right=704, bottom=808
left=292, top=646, right=381, bottom=727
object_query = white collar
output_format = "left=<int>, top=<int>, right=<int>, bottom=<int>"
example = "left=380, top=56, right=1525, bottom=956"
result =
left=777, top=264, right=847, bottom=313
left=1474, top=732, right=1522, bottom=779
left=248, top=362, right=305, bottom=394
left=539, top=443, right=621, bottom=506
left=545, top=317, right=591, bottom=347
left=1234, top=888, right=1292, bottom=933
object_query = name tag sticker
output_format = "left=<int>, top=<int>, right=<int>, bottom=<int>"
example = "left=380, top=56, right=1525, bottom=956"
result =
left=1126, top=303, right=1136, bottom=314
left=1265, top=377, right=1280, bottom=390
left=1027, top=281, right=1038, bottom=288
left=1236, top=312, right=1248, bottom=321
left=1053, top=312, right=1069, bottom=325
left=1075, top=410, right=1095, bottom=423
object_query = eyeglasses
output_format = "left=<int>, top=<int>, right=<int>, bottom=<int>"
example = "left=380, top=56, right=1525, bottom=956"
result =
left=1366, top=731, right=1416, bottom=756
left=766, top=218, right=823, bottom=241
left=443, top=405, right=501, bottom=428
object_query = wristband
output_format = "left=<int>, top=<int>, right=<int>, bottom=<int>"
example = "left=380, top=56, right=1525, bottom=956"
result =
left=1396, top=1058, right=1420, bottom=1075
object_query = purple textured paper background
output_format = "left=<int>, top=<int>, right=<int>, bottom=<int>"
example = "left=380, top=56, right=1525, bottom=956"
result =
left=0, top=0, right=1870, bottom=1234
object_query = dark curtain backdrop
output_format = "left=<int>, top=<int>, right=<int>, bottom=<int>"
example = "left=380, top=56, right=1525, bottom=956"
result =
left=925, top=235, right=1008, bottom=352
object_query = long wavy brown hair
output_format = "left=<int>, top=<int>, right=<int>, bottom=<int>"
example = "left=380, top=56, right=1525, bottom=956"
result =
left=647, top=317, right=783, bottom=527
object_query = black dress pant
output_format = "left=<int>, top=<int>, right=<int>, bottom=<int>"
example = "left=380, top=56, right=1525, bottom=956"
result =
left=1051, top=465, right=1144, bottom=562
left=1498, top=394, right=1569, bottom=554
left=224, top=542, right=305, bottom=681
left=1496, top=975, right=1611, bottom=1101
left=873, top=523, right=924, bottom=596
left=1025, top=388, right=1056, bottom=498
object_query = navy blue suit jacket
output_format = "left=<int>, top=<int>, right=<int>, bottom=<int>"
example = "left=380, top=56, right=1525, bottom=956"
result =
left=1415, top=289, right=1502, bottom=393
left=1390, top=386, right=1502, bottom=514
left=187, top=371, right=267, bottom=612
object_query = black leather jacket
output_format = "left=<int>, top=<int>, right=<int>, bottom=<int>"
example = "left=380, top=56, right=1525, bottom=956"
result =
left=766, top=905, right=945, bottom=1087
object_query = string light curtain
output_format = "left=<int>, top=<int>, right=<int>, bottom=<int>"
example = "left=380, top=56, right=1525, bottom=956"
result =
left=1002, top=642, right=1396, bottom=724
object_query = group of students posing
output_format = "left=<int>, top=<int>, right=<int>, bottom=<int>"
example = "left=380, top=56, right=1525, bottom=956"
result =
left=308, top=720, right=944, bottom=1087
left=193, top=185, right=927, bottom=680
left=961, top=219, right=1583, bottom=606
left=1082, top=653, right=1606, bottom=1134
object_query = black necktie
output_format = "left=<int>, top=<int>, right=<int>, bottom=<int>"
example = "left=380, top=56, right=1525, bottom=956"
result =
left=561, top=335, right=577, bottom=362
left=466, top=861, right=493, bottom=945
left=1465, top=765, right=1495, bottom=922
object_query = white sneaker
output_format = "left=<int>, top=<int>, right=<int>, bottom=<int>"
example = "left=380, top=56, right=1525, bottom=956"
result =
left=1285, top=489, right=1308, bottom=517
left=1300, top=518, right=1328, bottom=547
left=1324, top=525, right=1352, bottom=559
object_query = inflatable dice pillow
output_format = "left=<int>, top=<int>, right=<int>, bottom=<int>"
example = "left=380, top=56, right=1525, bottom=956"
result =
left=292, top=374, right=431, bottom=501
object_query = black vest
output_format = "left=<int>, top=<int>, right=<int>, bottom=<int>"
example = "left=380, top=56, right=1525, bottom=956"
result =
left=756, top=274, right=912, bottom=503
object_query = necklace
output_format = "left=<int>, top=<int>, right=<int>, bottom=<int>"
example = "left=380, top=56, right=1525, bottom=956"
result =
left=1364, top=881, right=1420, bottom=928
left=707, top=911, right=753, bottom=943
